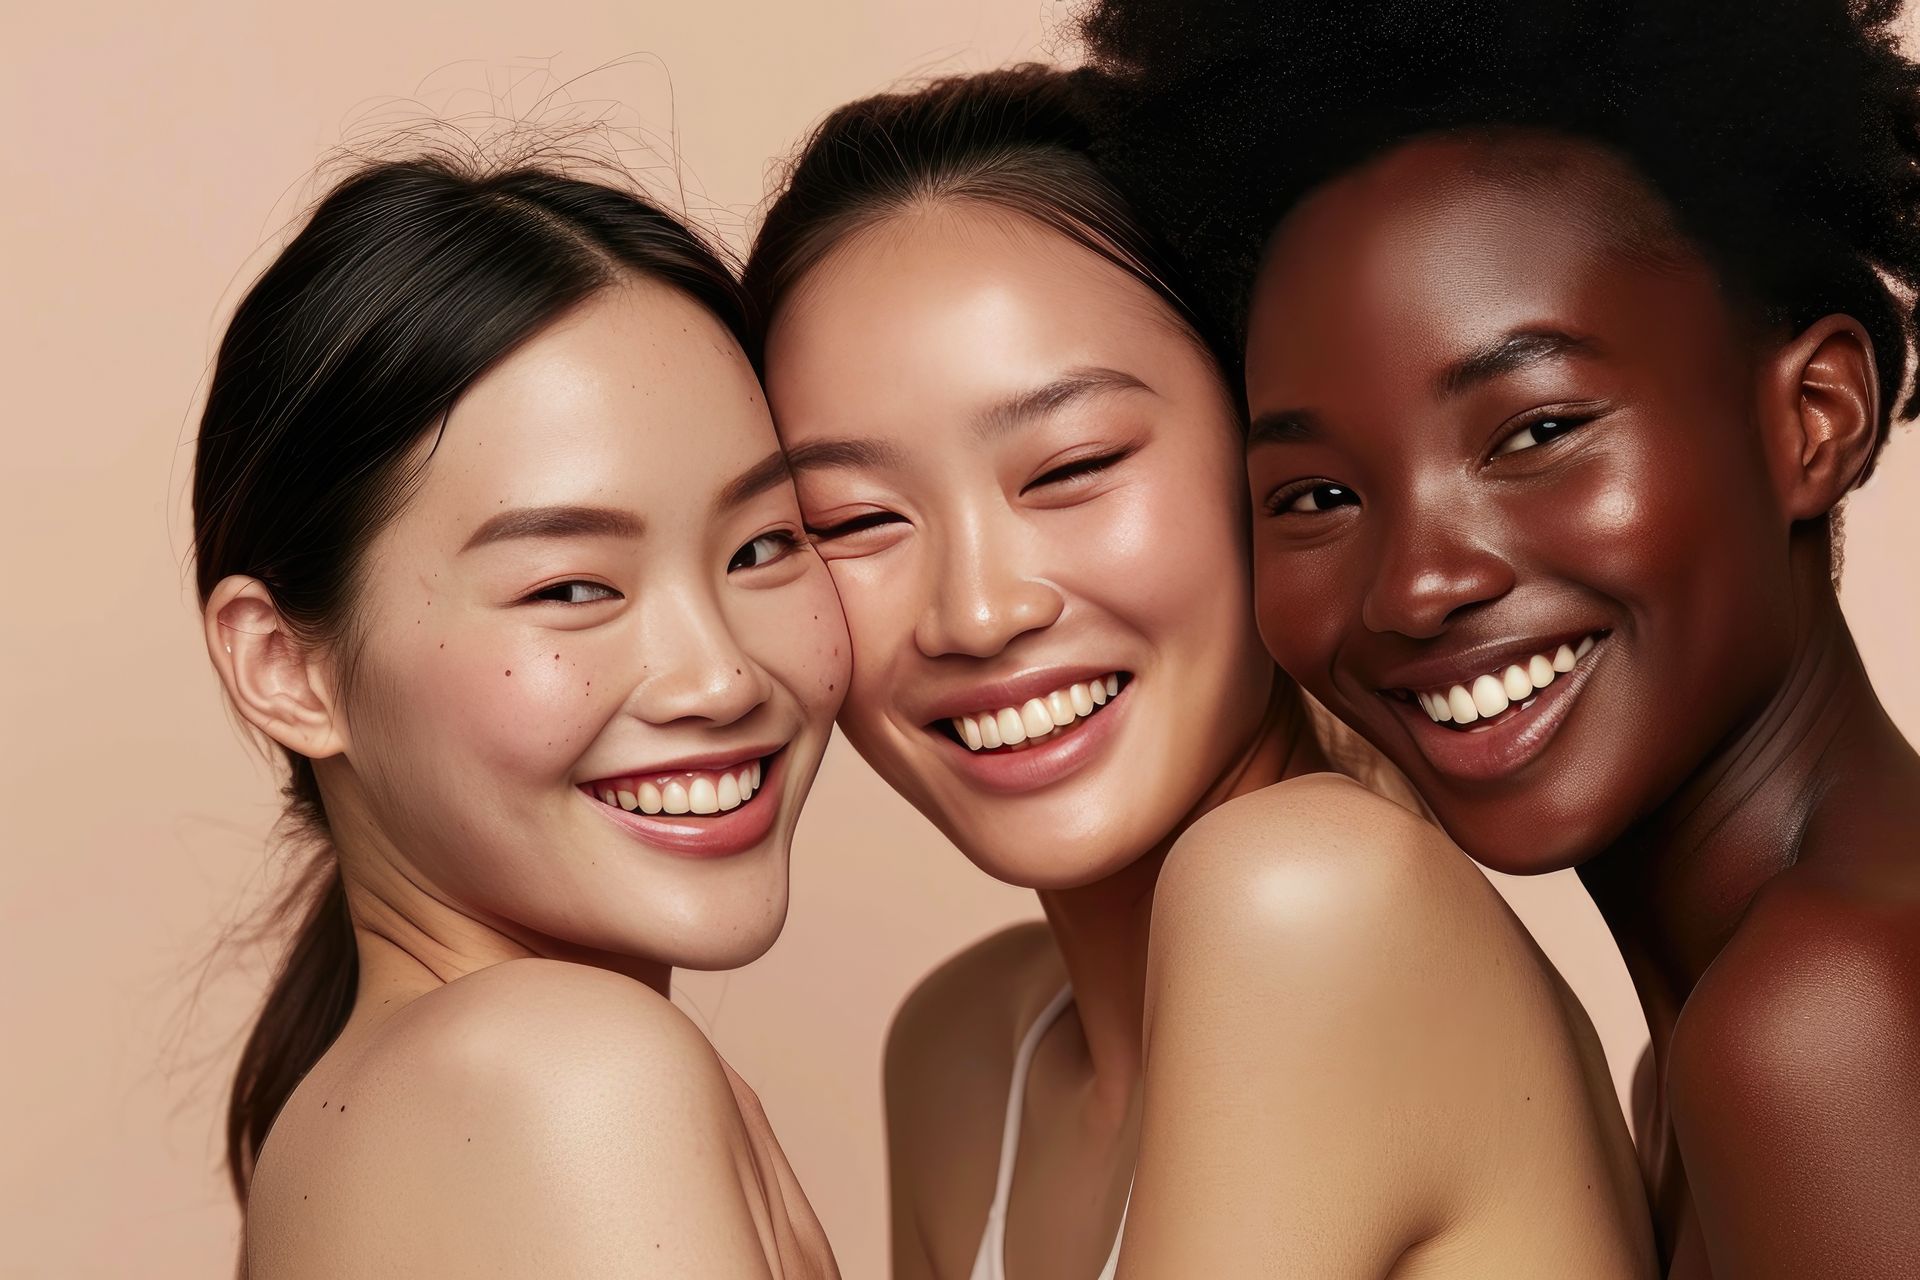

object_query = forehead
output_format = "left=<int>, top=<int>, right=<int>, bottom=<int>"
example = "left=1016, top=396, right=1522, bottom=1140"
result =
left=407, top=279, right=772, bottom=531
left=1245, top=131, right=1726, bottom=407
left=763, top=203, right=1204, bottom=446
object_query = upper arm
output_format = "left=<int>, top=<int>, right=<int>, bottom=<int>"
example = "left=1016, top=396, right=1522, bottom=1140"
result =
left=1122, top=775, right=1568, bottom=1277
left=284, top=962, right=775, bottom=1279
left=1671, top=897, right=1920, bottom=1278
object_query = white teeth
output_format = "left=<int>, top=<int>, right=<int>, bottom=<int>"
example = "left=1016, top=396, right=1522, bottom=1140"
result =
left=593, top=758, right=766, bottom=817
left=688, top=777, right=719, bottom=814
left=1471, top=673, right=1510, bottom=718
left=1415, top=635, right=1602, bottom=726
left=947, top=673, right=1126, bottom=752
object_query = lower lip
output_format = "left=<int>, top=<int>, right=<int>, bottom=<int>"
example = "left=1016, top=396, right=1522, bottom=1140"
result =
left=580, top=754, right=783, bottom=858
left=931, top=683, right=1132, bottom=795
left=1393, top=641, right=1607, bottom=785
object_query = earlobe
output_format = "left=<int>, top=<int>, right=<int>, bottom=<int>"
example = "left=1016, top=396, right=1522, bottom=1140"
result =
left=1762, top=315, right=1880, bottom=522
left=203, top=577, right=347, bottom=760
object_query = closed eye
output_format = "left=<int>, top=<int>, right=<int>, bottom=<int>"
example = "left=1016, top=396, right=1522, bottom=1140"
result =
left=805, top=511, right=904, bottom=541
left=1023, top=448, right=1132, bottom=494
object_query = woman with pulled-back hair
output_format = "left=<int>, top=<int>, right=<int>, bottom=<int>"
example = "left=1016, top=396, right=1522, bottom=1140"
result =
left=196, top=156, right=844, bottom=1277
left=749, top=66, right=1653, bottom=1278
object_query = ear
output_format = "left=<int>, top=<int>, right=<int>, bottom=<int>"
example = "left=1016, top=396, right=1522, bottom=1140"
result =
left=203, top=576, right=348, bottom=760
left=1758, top=314, right=1880, bottom=522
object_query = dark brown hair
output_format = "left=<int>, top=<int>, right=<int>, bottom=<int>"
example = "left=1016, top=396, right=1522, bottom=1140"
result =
left=743, top=63, right=1222, bottom=374
left=192, top=156, right=748, bottom=1204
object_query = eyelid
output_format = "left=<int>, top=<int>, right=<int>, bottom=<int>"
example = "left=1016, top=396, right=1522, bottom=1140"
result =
left=1490, top=404, right=1606, bottom=458
left=804, top=509, right=902, bottom=541
left=522, top=578, right=622, bottom=605
left=1024, top=446, right=1133, bottom=492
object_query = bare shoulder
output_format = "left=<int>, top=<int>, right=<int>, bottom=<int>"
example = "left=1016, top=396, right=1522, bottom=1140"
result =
left=1153, top=771, right=1521, bottom=967
left=248, top=959, right=772, bottom=1279
left=1667, top=871, right=1920, bottom=1273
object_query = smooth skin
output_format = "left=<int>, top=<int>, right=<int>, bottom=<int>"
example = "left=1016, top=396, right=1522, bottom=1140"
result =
left=1243, top=130, right=1920, bottom=1278
left=763, top=202, right=1654, bottom=1279
left=208, top=280, right=846, bottom=1278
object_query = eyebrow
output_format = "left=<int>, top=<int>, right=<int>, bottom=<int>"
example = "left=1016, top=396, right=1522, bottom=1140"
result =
left=1247, top=409, right=1317, bottom=448
left=1437, top=329, right=1600, bottom=398
left=460, top=504, right=645, bottom=552
left=783, top=436, right=910, bottom=475
left=713, top=448, right=796, bottom=514
left=973, top=366, right=1152, bottom=440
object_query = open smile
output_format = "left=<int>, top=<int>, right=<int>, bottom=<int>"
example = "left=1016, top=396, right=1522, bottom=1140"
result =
left=1381, top=633, right=1608, bottom=783
left=926, top=672, right=1135, bottom=794
left=579, top=748, right=787, bottom=858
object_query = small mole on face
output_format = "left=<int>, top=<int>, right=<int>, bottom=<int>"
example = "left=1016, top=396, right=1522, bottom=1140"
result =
left=439, top=643, right=445, bottom=649
left=339, top=1104, right=346, bottom=1112
left=505, top=670, right=511, bottom=676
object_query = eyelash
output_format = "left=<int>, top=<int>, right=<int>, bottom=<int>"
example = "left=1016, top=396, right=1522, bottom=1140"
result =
left=805, top=511, right=901, bottom=542
left=1262, top=481, right=1359, bottom=517
left=1023, top=448, right=1132, bottom=493
left=526, top=580, right=620, bottom=605
left=1493, top=411, right=1597, bottom=456
left=729, top=528, right=804, bottom=572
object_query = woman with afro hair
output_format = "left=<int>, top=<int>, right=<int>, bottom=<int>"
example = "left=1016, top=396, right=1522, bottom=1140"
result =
left=1079, top=0, right=1920, bottom=1274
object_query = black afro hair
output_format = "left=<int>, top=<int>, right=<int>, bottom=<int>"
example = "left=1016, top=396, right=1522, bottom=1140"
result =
left=1077, top=0, right=1920, bottom=474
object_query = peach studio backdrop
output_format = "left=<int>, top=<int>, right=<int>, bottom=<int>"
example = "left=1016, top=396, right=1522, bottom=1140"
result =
left=3, top=2, right=1917, bottom=1276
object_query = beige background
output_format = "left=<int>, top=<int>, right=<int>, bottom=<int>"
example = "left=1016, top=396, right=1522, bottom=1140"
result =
left=2, top=2, right=1915, bottom=1277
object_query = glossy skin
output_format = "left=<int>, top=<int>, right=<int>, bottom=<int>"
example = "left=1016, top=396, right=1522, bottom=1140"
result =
left=765, top=203, right=1654, bottom=1278
left=203, top=280, right=847, bottom=1278
left=1244, top=130, right=1920, bottom=1277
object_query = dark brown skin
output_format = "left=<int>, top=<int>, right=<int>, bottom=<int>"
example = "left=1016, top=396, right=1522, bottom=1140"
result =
left=1241, top=129, right=1920, bottom=1278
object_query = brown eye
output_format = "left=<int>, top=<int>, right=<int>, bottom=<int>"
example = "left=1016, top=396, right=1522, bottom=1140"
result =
left=1494, top=415, right=1587, bottom=456
left=728, top=531, right=800, bottom=573
left=1280, top=483, right=1359, bottom=514
left=529, top=581, right=620, bottom=605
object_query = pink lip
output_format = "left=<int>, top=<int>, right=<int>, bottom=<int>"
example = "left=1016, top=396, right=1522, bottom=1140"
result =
left=916, top=665, right=1127, bottom=724
left=580, top=751, right=783, bottom=859
left=928, top=678, right=1132, bottom=794
left=1388, top=637, right=1607, bottom=784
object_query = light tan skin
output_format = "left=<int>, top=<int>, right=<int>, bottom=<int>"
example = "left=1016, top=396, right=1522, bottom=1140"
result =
left=205, top=280, right=846, bottom=1278
left=764, top=203, right=1655, bottom=1278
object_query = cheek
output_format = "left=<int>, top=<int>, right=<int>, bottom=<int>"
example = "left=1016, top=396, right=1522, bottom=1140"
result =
left=356, top=600, right=616, bottom=787
left=817, top=556, right=913, bottom=727
left=735, top=564, right=852, bottom=722
left=1251, top=538, right=1351, bottom=691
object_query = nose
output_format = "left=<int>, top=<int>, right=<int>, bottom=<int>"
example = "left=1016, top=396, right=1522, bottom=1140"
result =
left=1360, top=507, right=1516, bottom=638
left=912, top=507, right=1064, bottom=659
left=627, top=584, right=772, bottom=727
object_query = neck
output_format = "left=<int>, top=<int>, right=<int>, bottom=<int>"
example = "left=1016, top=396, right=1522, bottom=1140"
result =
left=1578, top=575, right=1903, bottom=1051
left=314, top=776, right=674, bottom=1012
left=1036, top=674, right=1325, bottom=1112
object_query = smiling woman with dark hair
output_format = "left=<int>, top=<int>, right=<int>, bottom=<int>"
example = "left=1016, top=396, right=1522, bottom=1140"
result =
left=1080, top=0, right=1920, bottom=1274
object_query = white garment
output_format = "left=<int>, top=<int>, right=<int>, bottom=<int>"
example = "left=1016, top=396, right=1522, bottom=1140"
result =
left=968, top=987, right=1130, bottom=1280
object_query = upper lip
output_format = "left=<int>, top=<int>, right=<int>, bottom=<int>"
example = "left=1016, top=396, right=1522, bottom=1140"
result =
left=580, top=742, right=786, bottom=786
left=915, top=664, right=1126, bottom=724
left=1372, top=628, right=1604, bottom=694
